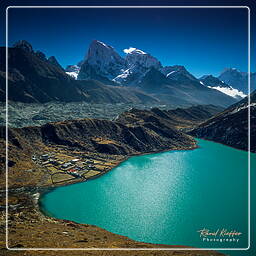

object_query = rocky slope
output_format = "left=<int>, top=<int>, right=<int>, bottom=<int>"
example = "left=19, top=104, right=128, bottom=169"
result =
left=190, top=90, right=256, bottom=152
left=4, top=113, right=195, bottom=158
left=0, top=44, right=85, bottom=103
left=116, top=105, right=223, bottom=130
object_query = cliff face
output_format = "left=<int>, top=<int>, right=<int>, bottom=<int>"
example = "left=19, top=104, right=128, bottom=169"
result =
left=190, top=90, right=256, bottom=152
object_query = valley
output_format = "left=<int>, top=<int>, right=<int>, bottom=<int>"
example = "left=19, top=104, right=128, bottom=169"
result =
left=0, top=104, right=227, bottom=254
left=0, top=39, right=254, bottom=255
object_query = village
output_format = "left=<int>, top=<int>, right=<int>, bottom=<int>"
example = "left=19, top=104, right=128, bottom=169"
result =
left=31, top=146, right=122, bottom=185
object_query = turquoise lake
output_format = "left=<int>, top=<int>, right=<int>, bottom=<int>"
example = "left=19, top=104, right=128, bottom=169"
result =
left=40, top=139, right=255, bottom=250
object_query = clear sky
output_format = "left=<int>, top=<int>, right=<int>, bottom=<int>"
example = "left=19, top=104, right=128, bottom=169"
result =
left=5, top=6, right=250, bottom=78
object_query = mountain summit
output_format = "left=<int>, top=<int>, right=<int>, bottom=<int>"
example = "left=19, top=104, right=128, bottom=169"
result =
left=77, top=40, right=125, bottom=83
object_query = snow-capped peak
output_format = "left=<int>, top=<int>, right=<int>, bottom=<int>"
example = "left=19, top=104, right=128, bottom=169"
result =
left=123, top=47, right=147, bottom=55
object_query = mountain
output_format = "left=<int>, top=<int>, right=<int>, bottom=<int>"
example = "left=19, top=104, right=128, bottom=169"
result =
left=190, top=90, right=256, bottom=152
left=218, top=68, right=256, bottom=93
left=134, top=67, right=237, bottom=107
left=73, top=40, right=238, bottom=107
left=3, top=109, right=196, bottom=159
left=0, top=43, right=86, bottom=103
left=76, top=79, right=159, bottom=104
left=0, top=39, right=239, bottom=107
left=199, top=75, right=245, bottom=100
left=13, top=40, right=33, bottom=52
left=77, top=40, right=125, bottom=84
left=113, top=47, right=162, bottom=86
left=161, top=65, right=198, bottom=82
left=0, top=41, right=158, bottom=104
left=116, top=105, right=224, bottom=130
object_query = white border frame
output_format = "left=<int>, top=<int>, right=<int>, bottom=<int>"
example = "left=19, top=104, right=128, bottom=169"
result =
left=5, top=5, right=251, bottom=251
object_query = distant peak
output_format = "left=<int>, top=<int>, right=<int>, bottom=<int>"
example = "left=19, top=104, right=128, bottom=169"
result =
left=13, top=40, right=33, bottom=53
left=221, top=67, right=240, bottom=74
left=123, top=47, right=147, bottom=55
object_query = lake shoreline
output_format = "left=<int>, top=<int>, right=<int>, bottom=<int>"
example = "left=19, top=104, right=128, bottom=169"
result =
left=40, top=138, right=249, bottom=251
left=1, top=138, right=229, bottom=255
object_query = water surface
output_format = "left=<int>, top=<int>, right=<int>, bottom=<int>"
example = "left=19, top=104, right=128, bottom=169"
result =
left=40, top=139, right=253, bottom=249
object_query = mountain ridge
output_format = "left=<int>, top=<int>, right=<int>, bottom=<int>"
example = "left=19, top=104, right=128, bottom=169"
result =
left=0, top=39, right=240, bottom=107
left=189, top=90, right=256, bottom=152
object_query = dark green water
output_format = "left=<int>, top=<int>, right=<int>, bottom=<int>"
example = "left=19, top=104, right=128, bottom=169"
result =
left=40, top=139, right=254, bottom=251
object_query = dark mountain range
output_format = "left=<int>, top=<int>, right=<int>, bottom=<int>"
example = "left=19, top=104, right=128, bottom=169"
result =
left=0, top=40, right=239, bottom=107
left=0, top=42, right=158, bottom=104
left=190, top=90, right=256, bottom=152
left=134, top=67, right=237, bottom=107
left=74, top=40, right=238, bottom=107
left=218, top=68, right=256, bottom=93
left=0, top=46, right=85, bottom=103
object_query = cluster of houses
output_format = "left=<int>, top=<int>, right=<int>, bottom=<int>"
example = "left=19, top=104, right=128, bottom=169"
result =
left=32, top=153, right=101, bottom=179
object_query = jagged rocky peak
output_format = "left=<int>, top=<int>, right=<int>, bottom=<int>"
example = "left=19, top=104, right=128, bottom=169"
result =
left=78, top=40, right=125, bottom=81
left=86, top=40, right=125, bottom=67
left=48, top=56, right=63, bottom=69
left=13, top=40, right=33, bottom=53
left=124, top=47, right=161, bottom=69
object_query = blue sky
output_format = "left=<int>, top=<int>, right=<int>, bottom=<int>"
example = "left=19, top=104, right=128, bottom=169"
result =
left=5, top=6, right=250, bottom=78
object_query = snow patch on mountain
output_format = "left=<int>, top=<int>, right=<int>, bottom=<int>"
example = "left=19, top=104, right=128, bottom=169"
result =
left=66, top=72, right=79, bottom=79
left=166, top=71, right=176, bottom=77
left=123, top=47, right=146, bottom=54
left=207, top=86, right=246, bottom=99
